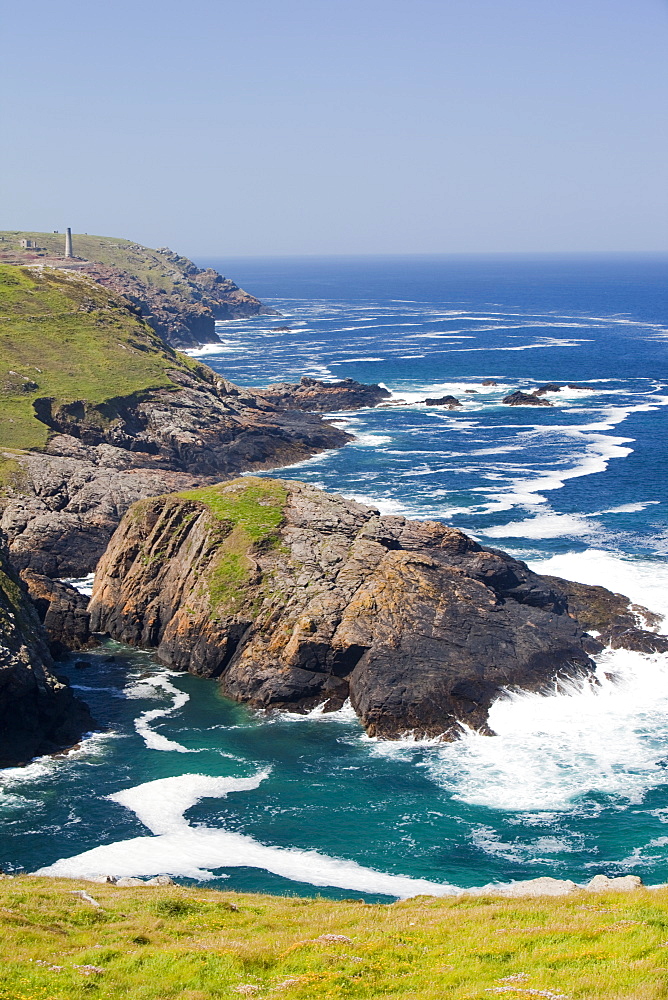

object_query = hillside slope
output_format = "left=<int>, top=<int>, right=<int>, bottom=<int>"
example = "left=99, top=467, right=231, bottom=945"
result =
left=0, top=230, right=270, bottom=347
left=0, top=265, right=349, bottom=576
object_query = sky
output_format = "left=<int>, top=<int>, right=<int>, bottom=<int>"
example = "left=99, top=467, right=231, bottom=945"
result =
left=3, top=0, right=668, bottom=256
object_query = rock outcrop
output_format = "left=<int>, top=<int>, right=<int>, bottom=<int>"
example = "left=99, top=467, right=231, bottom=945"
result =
left=2, top=371, right=350, bottom=577
left=88, top=478, right=666, bottom=740
left=424, top=395, right=462, bottom=408
left=0, top=537, right=94, bottom=766
left=255, top=377, right=391, bottom=411
left=21, top=572, right=94, bottom=657
left=0, top=264, right=351, bottom=576
left=502, top=390, right=552, bottom=407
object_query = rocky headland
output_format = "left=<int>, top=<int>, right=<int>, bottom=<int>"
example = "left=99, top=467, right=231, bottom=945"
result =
left=88, top=477, right=667, bottom=741
left=0, top=262, right=358, bottom=761
left=0, top=231, right=273, bottom=348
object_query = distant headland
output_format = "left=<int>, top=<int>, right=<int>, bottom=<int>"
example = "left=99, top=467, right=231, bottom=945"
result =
left=0, top=229, right=274, bottom=348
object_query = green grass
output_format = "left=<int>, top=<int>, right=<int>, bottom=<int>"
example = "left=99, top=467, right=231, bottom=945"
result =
left=2, top=877, right=668, bottom=999
left=0, top=264, right=200, bottom=451
left=176, top=479, right=288, bottom=614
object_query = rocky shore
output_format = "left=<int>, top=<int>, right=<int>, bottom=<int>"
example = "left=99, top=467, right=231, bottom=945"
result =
left=87, top=477, right=667, bottom=741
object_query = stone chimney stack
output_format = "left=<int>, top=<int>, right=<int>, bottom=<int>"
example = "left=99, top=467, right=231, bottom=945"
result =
left=64, top=228, right=73, bottom=258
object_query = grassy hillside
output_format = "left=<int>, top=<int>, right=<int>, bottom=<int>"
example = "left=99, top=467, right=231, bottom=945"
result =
left=2, top=877, right=668, bottom=999
left=0, top=264, right=197, bottom=452
left=0, top=231, right=199, bottom=294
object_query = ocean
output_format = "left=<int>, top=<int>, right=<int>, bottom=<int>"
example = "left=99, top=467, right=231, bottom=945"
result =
left=2, top=253, right=668, bottom=901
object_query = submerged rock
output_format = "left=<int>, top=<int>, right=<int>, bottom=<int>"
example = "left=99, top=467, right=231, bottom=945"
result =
left=89, top=477, right=664, bottom=741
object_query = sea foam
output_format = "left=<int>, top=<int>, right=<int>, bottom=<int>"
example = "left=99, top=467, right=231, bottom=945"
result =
left=37, top=771, right=458, bottom=897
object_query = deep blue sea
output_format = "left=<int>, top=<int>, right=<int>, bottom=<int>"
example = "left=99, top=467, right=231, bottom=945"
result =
left=2, top=254, right=668, bottom=901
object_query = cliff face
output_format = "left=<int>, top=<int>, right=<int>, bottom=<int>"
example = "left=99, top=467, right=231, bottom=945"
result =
left=0, top=537, right=94, bottom=766
left=0, top=232, right=272, bottom=348
left=88, top=478, right=665, bottom=740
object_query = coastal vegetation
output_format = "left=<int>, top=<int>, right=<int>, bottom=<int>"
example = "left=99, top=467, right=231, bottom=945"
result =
left=0, top=264, right=201, bottom=451
left=1, top=877, right=668, bottom=999
left=176, top=479, right=288, bottom=613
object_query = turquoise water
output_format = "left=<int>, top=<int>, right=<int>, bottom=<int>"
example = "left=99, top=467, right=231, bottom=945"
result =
left=2, top=254, right=668, bottom=900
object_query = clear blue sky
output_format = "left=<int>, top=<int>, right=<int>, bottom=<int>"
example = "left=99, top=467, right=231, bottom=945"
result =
left=4, top=0, right=667, bottom=255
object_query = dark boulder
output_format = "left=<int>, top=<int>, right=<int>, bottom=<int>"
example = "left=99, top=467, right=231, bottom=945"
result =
left=502, top=390, right=553, bottom=407
left=424, top=395, right=462, bottom=408
left=533, top=383, right=563, bottom=396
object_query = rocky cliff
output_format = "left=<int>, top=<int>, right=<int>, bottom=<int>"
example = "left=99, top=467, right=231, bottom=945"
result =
left=0, top=537, right=94, bottom=766
left=88, top=478, right=666, bottom=740
left=0, top=231, right=272, bottom=348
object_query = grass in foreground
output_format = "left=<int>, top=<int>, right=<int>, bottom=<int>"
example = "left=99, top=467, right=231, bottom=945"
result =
left=1, top=877, right=668, bottom=999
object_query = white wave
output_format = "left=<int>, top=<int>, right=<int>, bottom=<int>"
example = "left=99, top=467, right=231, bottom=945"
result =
left=126, top=673, right=194, bottom=753
left=279, top=699, right=359, bottom=724
left=62, top=573, right=95, bottom=597
left=597, top=501, right=661, bottom=515
left=330, top=357, right=385, bottom=363
left=423, top=648, right=668, bottom=812
left=472, top=398, right=668, bottom=517
left=527, top=549, right=668, bottom=622
left=351, top=432, right=392, bottom=447
left=388, top=381, right=512, bottom=405
left=434, top=337, right=590, bottom=353
left=483, top=512, right=596, bottom=540
left=183, top=341, right=244, bottom=356
left=37, top=771, right=458, bottom=898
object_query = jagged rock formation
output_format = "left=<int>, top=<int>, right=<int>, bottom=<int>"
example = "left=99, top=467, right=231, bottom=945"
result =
left=0, top=231, right=273, bottom=348
left=255, top=377, right=391, bottom=411
left=1, top=372, right=350, bottom=578
left=0, top=537, right=94, bottom=765
left=502, top=390, right=552, bottom=407
left=21, top=572, right=94, bottom=658
left=88, top=478, right=667, bottom=740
